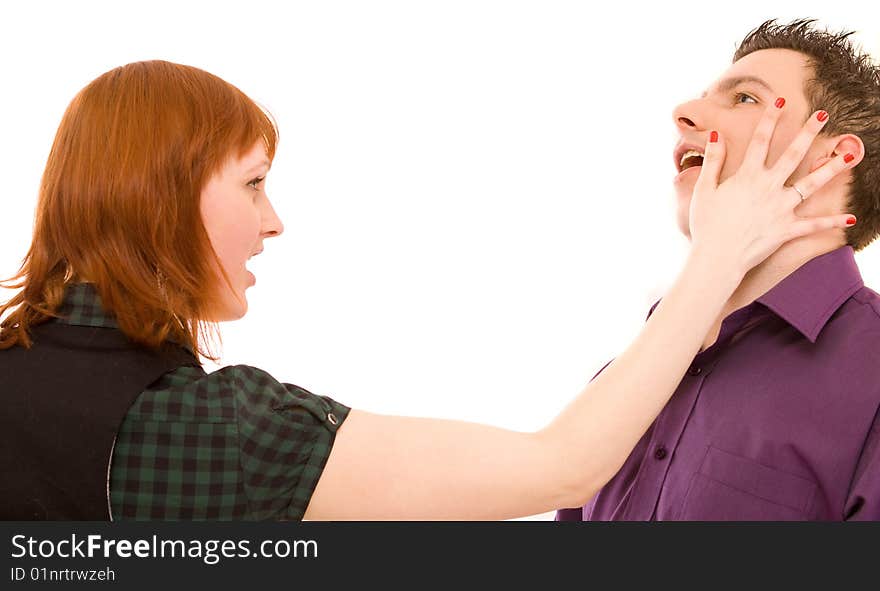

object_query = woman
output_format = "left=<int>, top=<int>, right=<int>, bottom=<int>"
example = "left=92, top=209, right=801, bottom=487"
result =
left=0, top=60, right=857, bottom=520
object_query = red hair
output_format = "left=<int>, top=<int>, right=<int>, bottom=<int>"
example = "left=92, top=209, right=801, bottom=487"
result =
left=0, top=60, right=278, bottom=361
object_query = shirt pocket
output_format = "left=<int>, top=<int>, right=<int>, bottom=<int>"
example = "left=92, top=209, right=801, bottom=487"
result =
left=677, top=445, right=818, bottom=520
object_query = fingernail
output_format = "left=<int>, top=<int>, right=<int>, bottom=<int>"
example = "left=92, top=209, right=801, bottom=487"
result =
left=846, top=216, right=857, bottom=226
left=709, top=130, right=718, bottom=143
left=844, top=153, right=855, bottom=164
left=817, top=110, right=829, bottom=122
left=775, top=97, right=786, bottom=109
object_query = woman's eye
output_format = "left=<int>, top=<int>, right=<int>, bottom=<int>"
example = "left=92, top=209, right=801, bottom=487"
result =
left=247, top=177, right=265, bottom=190
left=735, top=92, right=758, bottom=105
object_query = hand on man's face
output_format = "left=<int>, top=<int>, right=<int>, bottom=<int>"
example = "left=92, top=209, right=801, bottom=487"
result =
left=671, top=48, right=815, bottom=239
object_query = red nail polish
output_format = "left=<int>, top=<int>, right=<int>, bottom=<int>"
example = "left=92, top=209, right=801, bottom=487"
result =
left=846, top=216, right=857, bottom=226
left=775, top=97, right=786, bottom=109
left=817, top=110, right=829, bottom=122
left=844, top=153, right=855, bottom=164
left=709, top=131, right=718, bottom=143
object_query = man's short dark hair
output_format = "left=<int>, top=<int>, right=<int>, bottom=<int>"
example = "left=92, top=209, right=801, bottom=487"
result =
left=735, top=19, right=880, bottom=251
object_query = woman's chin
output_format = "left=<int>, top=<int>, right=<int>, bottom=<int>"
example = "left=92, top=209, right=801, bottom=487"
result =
left=235, top=295, right=249, bottom=319
left=212, top=291, right=249, bottom=322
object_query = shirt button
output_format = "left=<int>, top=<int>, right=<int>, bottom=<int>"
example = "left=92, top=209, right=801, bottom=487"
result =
left=654, top=446, right=668, bottom=460
left=688, top=365, right=702, bottom=376
left=327, top=413, right=338, bottom=425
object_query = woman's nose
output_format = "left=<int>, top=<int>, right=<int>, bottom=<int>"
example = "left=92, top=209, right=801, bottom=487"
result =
left=262, top=199, right=284, bottom=238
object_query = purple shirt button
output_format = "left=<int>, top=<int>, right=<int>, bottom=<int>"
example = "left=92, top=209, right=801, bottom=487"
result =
left=654, top=446, right=668, bottom=460
left=688, top=366, right=702, bottom=376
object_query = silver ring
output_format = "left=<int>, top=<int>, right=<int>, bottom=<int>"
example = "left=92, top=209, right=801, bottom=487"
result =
left=791, top=184, right=807, bottom=202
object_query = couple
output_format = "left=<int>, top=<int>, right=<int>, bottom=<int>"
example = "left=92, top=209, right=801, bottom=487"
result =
left=1, top=19, right=878, bottom=520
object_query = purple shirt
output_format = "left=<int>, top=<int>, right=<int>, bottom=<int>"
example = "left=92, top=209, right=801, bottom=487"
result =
left=557, top=246, right=880, bottom=520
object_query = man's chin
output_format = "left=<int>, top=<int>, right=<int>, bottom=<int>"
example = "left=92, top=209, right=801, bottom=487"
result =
left=674, top=188, right=692, bottom=240
left=676, top=216, right=691, bottom=239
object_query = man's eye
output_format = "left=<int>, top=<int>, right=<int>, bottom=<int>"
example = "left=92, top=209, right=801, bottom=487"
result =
left=735, top=92, right=758, bottom=105
left=247, top=177, right=265, bottom=190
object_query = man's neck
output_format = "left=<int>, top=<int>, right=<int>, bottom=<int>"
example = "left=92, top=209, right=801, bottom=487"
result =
left=700, top=232, right=846, bottom=351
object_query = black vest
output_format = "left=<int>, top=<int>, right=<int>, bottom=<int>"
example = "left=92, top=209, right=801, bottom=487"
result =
left=0, top=320, right=198, bottom=520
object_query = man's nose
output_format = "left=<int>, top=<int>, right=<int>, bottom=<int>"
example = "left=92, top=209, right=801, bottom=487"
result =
left=672, top=99, right=707, bottom=132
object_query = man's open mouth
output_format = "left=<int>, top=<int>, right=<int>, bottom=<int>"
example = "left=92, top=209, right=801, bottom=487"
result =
left=679, top=149, right=704, bottom=172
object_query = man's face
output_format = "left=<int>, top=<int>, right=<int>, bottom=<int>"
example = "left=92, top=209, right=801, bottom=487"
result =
left=672, top=49, right=814, bottom=238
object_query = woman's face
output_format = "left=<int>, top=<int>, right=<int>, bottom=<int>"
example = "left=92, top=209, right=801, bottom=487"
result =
left=199, top=140, right=284, bottom=320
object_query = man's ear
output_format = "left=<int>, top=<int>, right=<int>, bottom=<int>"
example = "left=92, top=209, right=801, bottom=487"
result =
left=809, top=133, right=865, bottom=172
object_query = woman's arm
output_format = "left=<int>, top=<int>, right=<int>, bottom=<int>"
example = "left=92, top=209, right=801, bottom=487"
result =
left=307, top=249, right=736, bottom=520
left=305, top=104, right=858, bottom=520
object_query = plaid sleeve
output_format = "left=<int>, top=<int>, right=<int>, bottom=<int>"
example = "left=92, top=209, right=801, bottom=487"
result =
left=110, top=365, right=243, bottom=520
left=229, top=365, right=350, bottom=520
left=110, top=364, right=349, bottom=520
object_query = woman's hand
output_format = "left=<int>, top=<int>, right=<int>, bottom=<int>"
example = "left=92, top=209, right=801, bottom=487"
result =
left=688, top=100, right=858, bottom=277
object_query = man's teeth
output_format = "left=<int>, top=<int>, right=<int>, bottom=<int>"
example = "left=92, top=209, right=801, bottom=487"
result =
left=679, top=149, right=704, bottom=168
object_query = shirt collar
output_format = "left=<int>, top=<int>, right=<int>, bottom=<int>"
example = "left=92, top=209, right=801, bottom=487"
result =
left=755, top=245, right=863, bottom=343
left=55, top=282, right=197, bottom=357
left=55, top=282, right=119, bottom=329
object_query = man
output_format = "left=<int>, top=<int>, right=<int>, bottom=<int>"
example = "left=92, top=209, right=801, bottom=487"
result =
left=557, top=19, right=880, bottom=520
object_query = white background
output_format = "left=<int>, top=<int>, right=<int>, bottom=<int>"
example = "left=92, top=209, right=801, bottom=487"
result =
left=2, top=1, right=879, bottom=519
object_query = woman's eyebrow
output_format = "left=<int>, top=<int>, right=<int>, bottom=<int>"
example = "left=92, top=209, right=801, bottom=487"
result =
left=244, top=160, right=270, bottom=174
left=700, top=75, right=775, bottom=98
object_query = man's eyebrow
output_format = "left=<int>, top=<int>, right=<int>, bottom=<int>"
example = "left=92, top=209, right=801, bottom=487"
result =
left=701, top=75, right=775, bottom=98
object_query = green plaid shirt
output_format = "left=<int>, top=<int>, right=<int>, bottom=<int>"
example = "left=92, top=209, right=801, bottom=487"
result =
left=55, top=283, right=350, bottom=520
